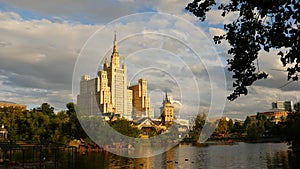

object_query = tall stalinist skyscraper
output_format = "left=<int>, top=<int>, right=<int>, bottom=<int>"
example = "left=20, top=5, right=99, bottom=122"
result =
left=104, top=32, right=132, bottom=118
left=77, top=32, right=153, bottom=119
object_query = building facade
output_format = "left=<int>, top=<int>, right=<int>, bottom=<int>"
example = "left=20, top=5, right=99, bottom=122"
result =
left=251, top=110, right=290, bottom=124
left=160, top=92, right=174, bottom=125
left=272, top=100, right=294, bottom=112
left=129, top=79, right=154, bottom=118
left=77, top=33, right=152, bottom=119
left=0, top=101, right=26, bottom=111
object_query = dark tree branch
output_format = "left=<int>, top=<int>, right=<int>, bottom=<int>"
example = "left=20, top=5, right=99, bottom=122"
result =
left=186, top=0, right=300, bottom=100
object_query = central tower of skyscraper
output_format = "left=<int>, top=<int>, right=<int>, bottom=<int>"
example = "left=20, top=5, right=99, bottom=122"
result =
left=104, top=32, right=132, bottom=118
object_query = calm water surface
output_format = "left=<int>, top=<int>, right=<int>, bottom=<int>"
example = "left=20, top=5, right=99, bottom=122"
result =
left=59, top=142, right=300, bottom=169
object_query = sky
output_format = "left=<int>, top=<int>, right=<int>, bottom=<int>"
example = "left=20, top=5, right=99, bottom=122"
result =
left=0, top=0, right=299, bottom=120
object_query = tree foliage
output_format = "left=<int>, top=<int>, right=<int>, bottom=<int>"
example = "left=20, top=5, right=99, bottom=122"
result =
left=0, top=103, right=88, bottom=145
left=108, top=119, right=142, bottom=138
left=186, top=0, right=300, bottom=100
left=190, top=112, right=207, bottom=140
left=215, top=118, right=230, bottom=135
left=284, top=111, right=300, bottom=144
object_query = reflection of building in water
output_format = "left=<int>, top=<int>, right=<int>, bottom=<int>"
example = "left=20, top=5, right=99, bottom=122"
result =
left=160, top=92, right=174, bottom=125
left=134, top=157, right=154, bottom=169
left=77, top=33, right=153, bottom=119
left=164, top=148, right=175, bottom=169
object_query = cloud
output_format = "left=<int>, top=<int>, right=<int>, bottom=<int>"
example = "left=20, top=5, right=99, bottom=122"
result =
left=0, top=0, right=131, bottom=24
left=250, top=50, right=300, bottom=92
left=0, top=11, right=99, bottom=109
left=1, top=0, right=194, bottom=24
left=206, top=10, right=239, bottom=25
left=0, top=1, right=299, bottom=121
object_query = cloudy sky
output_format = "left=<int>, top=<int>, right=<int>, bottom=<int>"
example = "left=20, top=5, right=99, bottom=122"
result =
left=0, top=0, right=299, bottom=120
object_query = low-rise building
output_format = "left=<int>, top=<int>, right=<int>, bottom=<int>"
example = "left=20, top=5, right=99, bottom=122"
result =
left=251, top=110, right=290, bottom=124
left=0, top=101, right=26, bottom=111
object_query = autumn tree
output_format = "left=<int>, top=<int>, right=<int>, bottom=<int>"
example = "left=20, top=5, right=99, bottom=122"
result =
left=186, top=0, right=300, bottom=100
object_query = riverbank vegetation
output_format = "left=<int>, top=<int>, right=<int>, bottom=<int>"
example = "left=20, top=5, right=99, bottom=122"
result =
left=187, top=108, right=300, bottom=150
left=0, top=102, right=141, bottom=146
left=1, top=102, right=300, bottom=150
left=0, top=103, right=88, bottom=145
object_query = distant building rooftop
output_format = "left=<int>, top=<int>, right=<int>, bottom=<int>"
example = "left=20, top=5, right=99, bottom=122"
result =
left=0, top=101, right=27, bottom=110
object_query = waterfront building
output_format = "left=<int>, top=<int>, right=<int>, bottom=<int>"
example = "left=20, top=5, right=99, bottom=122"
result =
left=272, top=100, right=294, bottom=112
left=160, top=92, right=175, bottom=125
left=0, top=101, right=26, bottom=111
left=132, top=117, right=165, bottom=139
left=77, top=33, right=152, bottom=119
left=250, top=110, right=290, bottom=124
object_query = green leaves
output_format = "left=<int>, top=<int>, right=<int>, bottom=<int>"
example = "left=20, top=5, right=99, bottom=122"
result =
left=109, top=119, right=142, bottom=138
left=0, top=103, right=87, bottom=145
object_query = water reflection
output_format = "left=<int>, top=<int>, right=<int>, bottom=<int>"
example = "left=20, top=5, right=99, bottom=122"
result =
left=59, top=142, right=299, bottom=169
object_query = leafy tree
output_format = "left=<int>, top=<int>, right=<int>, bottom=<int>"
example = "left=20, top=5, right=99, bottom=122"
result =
left=284, top=111, right=300, bottom=146
left=232, top=121, right=244, bottom=133
left=190, top=112, right=207, bottom=140
left=186, top=0, right=300, bottom=100
left=246, top=123, right=262, bottom=140
left=63, top=102, right=88, bottom=140
left=109, top=119, right=141, bottom=138
left=243, top=116, right=252, bottom=128
left=0, top=102, right=89, bottom=145
left=38, top=103, right=55, bottom=116
left=215, top=118, right=230, bottom=135
left=228, top=119, right=234, bottom=132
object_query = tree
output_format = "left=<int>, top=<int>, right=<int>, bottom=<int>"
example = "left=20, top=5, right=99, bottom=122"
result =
left=243, top=116, right=252, bottom=128
left=232, top=121, right=244, bottom=133
left=215, top=118, right=230, bottom=135
left=246, top=123, right=262, bottom=140
left=284, top=111, right=300, bottom=147
left=37, top=103, right=55, bottom=116
left=186, top=0, right=300, bottom=100
left=190, top=112, right=207, bottom=140
left=64, top=103, right=87, bottom=140
left=108, top=119, right=142, bottom=138
left=228, top=119, right=234, bottom=132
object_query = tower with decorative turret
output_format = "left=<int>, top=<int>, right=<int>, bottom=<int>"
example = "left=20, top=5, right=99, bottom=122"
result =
left=160, top=92, right=174, bottom=125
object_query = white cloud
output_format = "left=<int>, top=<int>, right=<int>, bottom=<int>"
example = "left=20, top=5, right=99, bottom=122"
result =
left=0, top=1, right=299, bottom=121
left=206, top=10, right=239, bottom=25
left=0, top=11, right=99, bottom=109
left=209, top=27, right=226, bottom=36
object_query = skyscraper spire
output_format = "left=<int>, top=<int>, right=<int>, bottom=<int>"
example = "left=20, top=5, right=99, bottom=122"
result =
left=111, top=31, right=120, bottom=68
left=103, top=57, right=108, bottom=70
left=165, top=90, right=170, bottom=103
left=113, top=31, right=118, bottom=53
left=165, top=90, right=168, bottom=101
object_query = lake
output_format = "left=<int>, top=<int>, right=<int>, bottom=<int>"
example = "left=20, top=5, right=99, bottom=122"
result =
left=57, top=142, right=300, bottom=169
